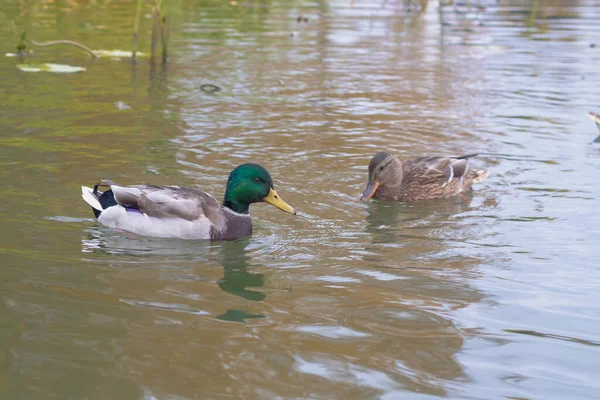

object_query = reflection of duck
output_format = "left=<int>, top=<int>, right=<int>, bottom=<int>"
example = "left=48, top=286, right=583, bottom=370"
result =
left=361, top=152, right=488, bottom=202
left=81, top=163, right=296, bottom=240
left=217, top=240, right=266, bottom=302
left=81, top=229, right=266, bottom=322
left=360, top=195, right=483, bottom=390
left=82, top=230, right=267, bottom=303
left=364, top=201, right=409, bottom=245
left=364, top=196, right=473, bottom=245
left=216, top=240, right=267, bottom=322
left=81, top=225, right=214, bottom=258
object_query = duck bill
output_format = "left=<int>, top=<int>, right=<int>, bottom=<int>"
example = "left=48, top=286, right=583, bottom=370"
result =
left=264, top=188, right=296, bottom=215
left=361, top=181, right=380, bottom=201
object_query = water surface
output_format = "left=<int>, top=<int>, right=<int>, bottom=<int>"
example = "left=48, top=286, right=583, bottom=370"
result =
left=1, top=0, right=599, bottom=398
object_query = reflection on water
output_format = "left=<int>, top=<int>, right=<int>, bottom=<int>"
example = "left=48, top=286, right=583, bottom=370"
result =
left=217, top=240, right=266, bottom=302
left=72, top=201, right=481, bottom=397
left=81, top=226, right=214, bottom=259
left=83, top=228, right=268, bottom=321
left=364, top=195, right=473, bottom=245
left=1, top=0, right=600, bottom=398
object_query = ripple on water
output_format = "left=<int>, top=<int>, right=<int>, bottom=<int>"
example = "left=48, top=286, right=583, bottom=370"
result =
left=294, top=325, right=371, bottom=339
left=355, top=269, right=407, bottom=281
left=120, top=299, right=209, bottom=315
left=314, top=276, right=362, bottom=284
left=293, top=355, right=402, bottom=393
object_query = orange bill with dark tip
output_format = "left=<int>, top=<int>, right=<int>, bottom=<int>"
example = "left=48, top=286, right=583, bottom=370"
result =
left=361, top=181, right=380, bottom=201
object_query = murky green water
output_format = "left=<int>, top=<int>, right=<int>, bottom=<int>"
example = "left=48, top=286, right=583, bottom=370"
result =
left=1, top=0, right=599, bottom=398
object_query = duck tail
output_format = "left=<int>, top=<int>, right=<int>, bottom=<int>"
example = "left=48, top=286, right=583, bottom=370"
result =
left=472, top=169, right=489, bottom=184
left=454, top=153, right=479, bottom=160
left=81, top=183, right=117, bottom=218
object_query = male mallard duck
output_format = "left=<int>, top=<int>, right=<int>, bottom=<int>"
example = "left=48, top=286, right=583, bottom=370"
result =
left=81, top=163, right=296, bottom=240
left=361, top=152, right=488, bottom=202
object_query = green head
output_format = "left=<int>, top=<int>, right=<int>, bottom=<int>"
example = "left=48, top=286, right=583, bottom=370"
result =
left=223, top=163, right=296, bottom=215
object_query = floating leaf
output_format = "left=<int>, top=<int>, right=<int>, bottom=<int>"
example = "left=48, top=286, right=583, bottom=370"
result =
left=17, top=63, right=86, bottom=73
left=7, top=50, right=34, bottom=57
left=17, top=65, right=41, bottom=72
left=93, top=49, right=147, bottom=58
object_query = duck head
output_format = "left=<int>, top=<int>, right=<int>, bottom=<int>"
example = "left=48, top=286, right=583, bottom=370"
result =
left=361, top=152, right=402, bottom=201
left=224, top=163, right=296, bottom=215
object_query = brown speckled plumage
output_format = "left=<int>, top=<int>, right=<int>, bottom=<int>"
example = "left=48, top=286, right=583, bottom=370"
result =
left=362, top=151, right=489, bottom=202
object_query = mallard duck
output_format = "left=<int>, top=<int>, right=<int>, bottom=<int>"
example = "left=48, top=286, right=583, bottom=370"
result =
left=361, top=152, right=488, bottom=202
left=81, top=163, right=296, bottom=240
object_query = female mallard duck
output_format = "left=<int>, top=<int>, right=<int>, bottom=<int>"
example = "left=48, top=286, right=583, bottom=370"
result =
left=81, top=163, right=296, bottom=240
left=361, top=152, right=488, bottom=202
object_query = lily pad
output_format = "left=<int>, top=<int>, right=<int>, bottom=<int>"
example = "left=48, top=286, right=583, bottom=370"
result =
left=93, top=49, right=147, bottom=58
left=17, top=63, right=86, bottom=73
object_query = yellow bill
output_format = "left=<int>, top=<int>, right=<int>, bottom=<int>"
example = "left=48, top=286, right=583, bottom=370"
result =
left=361, top=181, right=380, bottom=201
left=264, top=188, right=296, bottom=215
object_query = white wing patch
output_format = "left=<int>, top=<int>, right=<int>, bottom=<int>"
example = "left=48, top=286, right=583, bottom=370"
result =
left=446, top=164, right=454, bottom=184
left=460, top=160, right=469, bottom=184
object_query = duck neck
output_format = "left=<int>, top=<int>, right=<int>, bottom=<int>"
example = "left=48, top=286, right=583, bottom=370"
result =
left=223, top=198, right=250, bottom=214
left=213, top=207, right=252, bottom=240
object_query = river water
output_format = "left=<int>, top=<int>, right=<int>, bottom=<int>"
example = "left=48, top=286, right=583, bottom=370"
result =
left=1, top=0, right=599, bottom=398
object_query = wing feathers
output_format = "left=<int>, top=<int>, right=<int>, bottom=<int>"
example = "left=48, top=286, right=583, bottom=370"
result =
left=139, top=190, right=203, bottom=221
left=109, top=184, right=221, bottom=224
left=111, top=186, right=143, bottom=206
left=404, top=154, right=484, bottom=186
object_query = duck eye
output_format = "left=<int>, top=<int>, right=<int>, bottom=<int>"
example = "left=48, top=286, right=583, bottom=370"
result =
left=379, top=166, right=384, bottom=171
left=253, top=177, right=261, bottom=183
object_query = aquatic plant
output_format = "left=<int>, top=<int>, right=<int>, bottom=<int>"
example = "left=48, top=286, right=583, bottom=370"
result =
left=150, top=0, right=171, bottom=65
left=132, top=0, right=144, bottom=62
left=16, top=30, right=97, bottom=59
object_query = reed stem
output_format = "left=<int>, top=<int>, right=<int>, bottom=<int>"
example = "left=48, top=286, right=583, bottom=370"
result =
left=132, top=0, right=144, bottom=62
